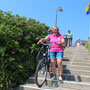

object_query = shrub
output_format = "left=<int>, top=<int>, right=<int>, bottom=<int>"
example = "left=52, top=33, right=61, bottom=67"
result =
left=85, top=42, right=89, bottom=48
left=0, top=10, right=49, bottom=88
left=85, top=42, right=90, bottom=52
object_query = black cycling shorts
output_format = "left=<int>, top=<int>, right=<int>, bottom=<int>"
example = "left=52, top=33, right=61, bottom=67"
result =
left=68, top=38, right=72, bottom=42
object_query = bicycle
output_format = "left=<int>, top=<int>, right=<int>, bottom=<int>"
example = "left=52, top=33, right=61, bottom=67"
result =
left=35, top=42, right=55, bottom=87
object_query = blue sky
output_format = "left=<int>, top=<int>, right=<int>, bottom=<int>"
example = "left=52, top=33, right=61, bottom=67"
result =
left=0, top=0, right=90, bottom=44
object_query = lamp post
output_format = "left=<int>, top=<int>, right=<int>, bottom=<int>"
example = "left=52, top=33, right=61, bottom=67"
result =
left=55, top=7, right=63, bottom=26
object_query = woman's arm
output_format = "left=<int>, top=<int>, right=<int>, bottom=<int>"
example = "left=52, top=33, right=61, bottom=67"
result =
left=37, top=37, right=49, bottom=44
left=71, top=33, right=73, bottom=36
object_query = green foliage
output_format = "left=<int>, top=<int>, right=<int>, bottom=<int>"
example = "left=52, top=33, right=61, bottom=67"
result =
left=85, top=42, right=90, bottom=52
left=0, top=10, right=49, bottom=88
left=88, top=46, right=90, bottom=52
left=85, top=42, right=89, bottom=48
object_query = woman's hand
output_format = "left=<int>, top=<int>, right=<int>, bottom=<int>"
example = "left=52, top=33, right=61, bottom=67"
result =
left=37, top=39, right=43, bottom=45
left=56, top=42, right=62, bottom=45
left=37, top=36, right=49, bottom=45
left=56, top=38, right=65, bottom=45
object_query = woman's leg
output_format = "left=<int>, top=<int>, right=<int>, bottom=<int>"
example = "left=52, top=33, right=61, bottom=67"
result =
left=70, top=38, right=72, bottom=46
left=49, top=52, right=56, bottom=76
left=68, top=38, right=70, bottom=46
left=56, top=52, right=63, bottom=78
left=50, top=59, right=56, bottom=76
left=57, top=58, right=62, bottom=77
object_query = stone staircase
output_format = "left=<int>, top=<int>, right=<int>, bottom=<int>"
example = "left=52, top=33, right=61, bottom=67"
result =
left=19, top=46, right=90, bottom=90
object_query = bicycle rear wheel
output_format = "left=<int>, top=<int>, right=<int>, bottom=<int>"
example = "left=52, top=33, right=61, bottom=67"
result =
left=35, top=59, right=47, bottom=87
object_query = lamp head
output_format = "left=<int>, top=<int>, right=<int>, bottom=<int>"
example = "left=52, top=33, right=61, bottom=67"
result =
left=58, top=8, right=63, bottom=12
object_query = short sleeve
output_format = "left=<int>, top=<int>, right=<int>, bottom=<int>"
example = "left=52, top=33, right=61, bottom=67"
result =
left=61, top=34, right=64, bottom=38
left=47, top=34, right=52, bottom=39
left=45, top=35, right=49, bottom=38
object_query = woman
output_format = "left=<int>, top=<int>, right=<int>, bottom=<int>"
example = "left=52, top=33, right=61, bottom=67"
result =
left=45, top=28, right=53, bottom=44
left=37, top=26, right=65, bottom=80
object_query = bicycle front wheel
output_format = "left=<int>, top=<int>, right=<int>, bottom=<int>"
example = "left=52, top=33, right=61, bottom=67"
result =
left=35, top=59, right=47, bottom=87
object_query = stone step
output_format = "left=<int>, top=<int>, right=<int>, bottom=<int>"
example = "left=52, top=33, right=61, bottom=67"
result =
left=63, top=55, right=73, bottom=57
left=72, top=56, right=88, bottom=58
left=63, top=59, right=89, bottom=61
left=62, top=63, right=90, bottom=67
left=19, top=83, right=77, bottom=90
left=62, top=58, right=70, bottom=61
left=64, top=57, right=89, bottom=59
left=64, top=52, right=88, bottom=54
left=48, top=72, right=90, bottom=82
left=20, top=77, right=90, bottom=90
left=19, top=84, right=54, bottom=90
left=65, top=48, right=77, bottom=50
left=33, top=68, right=90, bottom=83
left=62, top=61, right=90, bottom=66
left=59, top=81, right=90, bottom=90
left=48, top=69, right=90, bottom=82
left=63, top=55, right=88, bottom=58
left=63, top=52, right=75, bottom=54
left=63, top=69, right=90, bottom=76
left=62, top=59, right=90, bottom=63
left=66, top=60, right=90, bottom=62
left=64, top=52, right=74, bottom=53
left=63, top=64, right=90, bottom=70
left=68, top=59, right=90, bottom=61
left=64, top=53, right=81, bottom=55
left=63, top=58, right=89, bottom=61
left=64, top=51, right=88, bottom=53
left=64, top=50, right=84, bottom=52
left=63, top=56, right=89, bottom=58
left=62, top=74, right=90, bottom=82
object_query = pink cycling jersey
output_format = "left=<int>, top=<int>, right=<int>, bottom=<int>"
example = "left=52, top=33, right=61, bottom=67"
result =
left=48, top=34, right=64, bottom=52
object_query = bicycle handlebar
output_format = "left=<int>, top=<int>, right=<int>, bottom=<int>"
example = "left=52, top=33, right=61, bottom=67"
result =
left=39, top=42, right=56, bottom=46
